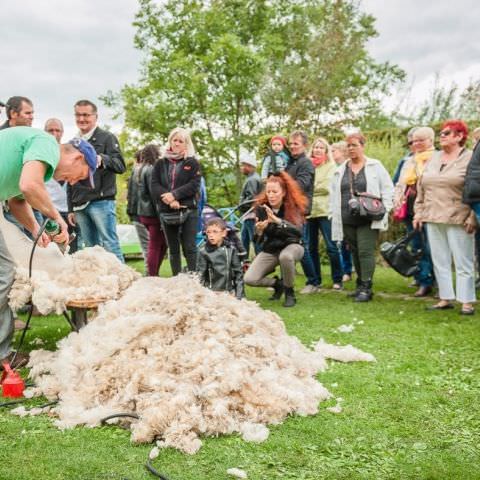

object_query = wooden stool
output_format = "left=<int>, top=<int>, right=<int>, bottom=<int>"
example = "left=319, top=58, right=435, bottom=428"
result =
left=64, top=298, right=108, bottom=332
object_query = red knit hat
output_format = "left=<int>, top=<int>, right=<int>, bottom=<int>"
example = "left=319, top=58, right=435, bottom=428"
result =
left=270, top=135, right=287, bottom=147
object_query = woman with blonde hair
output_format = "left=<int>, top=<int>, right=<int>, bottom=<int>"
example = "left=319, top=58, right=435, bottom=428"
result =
left=151, top=128, right=201, bottom=275
left=306, top=137, right=343, bottom=290
left=331, top=141, right=349, bottom=166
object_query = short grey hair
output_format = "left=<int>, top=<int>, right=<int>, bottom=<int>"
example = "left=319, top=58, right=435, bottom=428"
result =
left=44, top=118, right=64, bottom=131
left=407, top=127, right=419, bottom=141
left=289, top=130, right=308, bottom=145
left=413, top=126, right=435, bottom=142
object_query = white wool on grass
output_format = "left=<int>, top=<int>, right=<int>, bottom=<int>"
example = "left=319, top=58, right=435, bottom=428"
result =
left=336, top=324, right=355, bottom=333
left=9, top=246, right=140, bottom=314
left=326, top=404, right=342, bottom=414
left=27, top=276, right=334, bottom=454
left=149, top=446, right=160, bottom=460
left=227, top=468, right=248, bottom=479
left=314, top=339, right=376, bottom=363
left=239, top=422, right=269, bottom=443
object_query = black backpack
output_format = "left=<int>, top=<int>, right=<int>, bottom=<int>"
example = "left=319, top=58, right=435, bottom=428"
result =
left=380, top=231, right=422, bottom=277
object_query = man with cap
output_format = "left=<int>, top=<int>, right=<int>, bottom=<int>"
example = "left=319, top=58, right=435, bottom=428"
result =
left=0, top=126, right=96, bottom=367
left=239, top=151, right=263, bottom=258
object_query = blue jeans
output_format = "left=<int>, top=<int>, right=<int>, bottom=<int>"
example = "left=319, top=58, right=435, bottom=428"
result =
left=307, top=217, right=343, bottom=284
left=241, top=219, right=260, bottom=258
left=405, top=220, right=434, bottom=287
left=340, top=241, right=352, bottom=275
left=4, top=208, right=44, bottom=240
left=301, top=224, right=320, bottom=286
left=74, top=200, right=124, bottom=263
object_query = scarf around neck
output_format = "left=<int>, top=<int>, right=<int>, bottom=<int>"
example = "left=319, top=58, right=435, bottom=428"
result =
left=311, top=153, right=328, bottom=168
left=164, top=149, right=185, bottom=161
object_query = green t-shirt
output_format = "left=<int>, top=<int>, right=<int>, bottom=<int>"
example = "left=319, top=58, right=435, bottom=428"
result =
left=0, top=127, right=60, bottom=201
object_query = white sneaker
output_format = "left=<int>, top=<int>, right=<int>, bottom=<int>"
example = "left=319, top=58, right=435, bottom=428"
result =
left=300, top=285, right=319, bottom=294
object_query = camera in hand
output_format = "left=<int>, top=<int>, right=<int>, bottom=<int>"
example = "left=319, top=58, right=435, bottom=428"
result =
left=255, top=205, right=268, bottom=221
left=348, top=197, right=361, bottom=216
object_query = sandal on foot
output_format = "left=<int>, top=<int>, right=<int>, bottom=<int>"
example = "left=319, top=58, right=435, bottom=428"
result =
left=426, top=303, right=454, bottom=311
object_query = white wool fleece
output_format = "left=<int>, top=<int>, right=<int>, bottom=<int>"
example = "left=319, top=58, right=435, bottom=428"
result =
left=27, top=276, right=375, bottom=454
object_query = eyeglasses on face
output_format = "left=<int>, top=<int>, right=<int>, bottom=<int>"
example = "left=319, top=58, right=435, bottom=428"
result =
left=439, top=130, right=453, bottom=137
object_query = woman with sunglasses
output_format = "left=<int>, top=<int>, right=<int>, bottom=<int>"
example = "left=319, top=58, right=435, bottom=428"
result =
left=414, top=120, right=476, bottom=315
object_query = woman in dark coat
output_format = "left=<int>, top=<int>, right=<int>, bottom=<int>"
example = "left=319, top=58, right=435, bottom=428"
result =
left=151, top=128, right=201, bottom=275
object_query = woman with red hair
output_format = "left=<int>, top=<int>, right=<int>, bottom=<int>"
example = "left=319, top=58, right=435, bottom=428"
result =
left=244, top=172, right=307, bottom=307
left=414, top=120, right=476, bottom=314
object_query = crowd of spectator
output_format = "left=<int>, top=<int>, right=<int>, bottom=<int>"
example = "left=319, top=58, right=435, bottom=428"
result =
left=2, top=94, right=480, bottom=314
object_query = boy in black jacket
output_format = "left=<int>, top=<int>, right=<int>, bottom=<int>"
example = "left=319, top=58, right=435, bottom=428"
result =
left=196, top=218, right=244, bottom=299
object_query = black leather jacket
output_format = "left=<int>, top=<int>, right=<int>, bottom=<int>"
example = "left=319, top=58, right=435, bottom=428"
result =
left=255, top=204, right=303, bottom=254
left=196, top=240, right=244, bottom=299
left=127, top=164, right=157, bottom=219
left=67, top=127, right=126, bottom=209
left=285, top=152, right=314, bottom=215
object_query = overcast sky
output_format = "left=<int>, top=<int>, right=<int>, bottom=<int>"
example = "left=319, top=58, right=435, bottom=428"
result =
left=1, top=0, right=479, bottom=140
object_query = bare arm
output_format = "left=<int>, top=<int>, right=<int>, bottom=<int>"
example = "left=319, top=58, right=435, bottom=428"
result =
left=18, top=161, right=69, bottom=243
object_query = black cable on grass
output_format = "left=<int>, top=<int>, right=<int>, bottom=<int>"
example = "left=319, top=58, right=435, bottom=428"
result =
left=0, top=399, right=25, bottom=408
left=100, top=413, right=140, bottom=425
left=38, top=400, right=58, bottom=409
left=10, top=218, right=49, bottom=367
left=145, top=459, right=171, bottom=480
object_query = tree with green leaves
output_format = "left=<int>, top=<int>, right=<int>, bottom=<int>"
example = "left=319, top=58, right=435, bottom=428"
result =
left=112, top=0, right=403, bottom=204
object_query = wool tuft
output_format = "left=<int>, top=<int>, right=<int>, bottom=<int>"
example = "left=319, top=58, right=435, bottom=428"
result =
left=25, top=276, right=374, bottom=454
left=227, top=468, right=248, bottom=479
left=314, top=339, right=376, bottom=363
left=8, top=246, right=140, bottom=314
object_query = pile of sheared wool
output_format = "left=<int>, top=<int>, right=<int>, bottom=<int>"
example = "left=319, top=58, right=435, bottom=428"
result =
left=9, top=246, right=140, bottom=314
left=25, top=276, right=375, bottom=454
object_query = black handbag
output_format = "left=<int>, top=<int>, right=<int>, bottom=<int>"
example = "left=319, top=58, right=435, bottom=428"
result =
left=348, top=167, right=386, bottom=221
left=380, top=231, right=422, bottom=277
left=160, top=209, right=190, bottom=225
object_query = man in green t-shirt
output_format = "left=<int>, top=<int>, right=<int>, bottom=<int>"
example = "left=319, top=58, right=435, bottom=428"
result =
left=0, top=126, right=97, bottom=367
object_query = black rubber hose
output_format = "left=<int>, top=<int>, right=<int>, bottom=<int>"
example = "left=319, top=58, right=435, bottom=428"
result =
left=10, top=218, right=49, bottom=367
left=145, top=459, right=171, bottom=480
left=0, top=399, right=26, bottom=408
left=38, top=400, right=58, bottom=409
left=100, top=413, right=140, bottom=425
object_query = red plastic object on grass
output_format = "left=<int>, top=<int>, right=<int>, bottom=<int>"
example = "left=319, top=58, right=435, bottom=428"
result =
left=1, top=362, right=25, bottom=398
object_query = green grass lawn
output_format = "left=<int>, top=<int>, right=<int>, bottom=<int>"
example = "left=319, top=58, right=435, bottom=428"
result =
left=1, top=262, right=479, bottom=480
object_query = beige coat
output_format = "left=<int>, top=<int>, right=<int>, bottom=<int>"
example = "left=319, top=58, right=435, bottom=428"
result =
left=414, top=149, right=475, bottom=225
left=309, top=160, right=336, bottom=218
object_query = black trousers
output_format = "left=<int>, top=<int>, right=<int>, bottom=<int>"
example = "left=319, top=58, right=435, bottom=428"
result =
left=161, top=210, right=198, bottom=275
